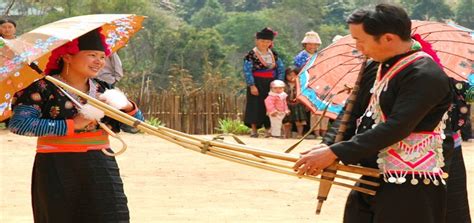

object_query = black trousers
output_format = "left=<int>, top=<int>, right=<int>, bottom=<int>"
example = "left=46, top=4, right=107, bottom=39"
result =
left=32, top=150, right=129, bottom=223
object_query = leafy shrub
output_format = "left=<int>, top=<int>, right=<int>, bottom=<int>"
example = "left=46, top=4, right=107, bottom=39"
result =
left=146, top=117, right=163, bottom=128
left=215, top=119, right=250, bottom=135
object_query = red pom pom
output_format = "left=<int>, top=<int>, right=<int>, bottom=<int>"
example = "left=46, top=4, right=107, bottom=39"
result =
left=412, top=34, right=443, bottom=69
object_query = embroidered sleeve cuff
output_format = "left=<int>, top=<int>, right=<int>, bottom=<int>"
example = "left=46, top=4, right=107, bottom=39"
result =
left=124, top=101, right=139, bottom=115
left=65, top=119, right=75, bottom=136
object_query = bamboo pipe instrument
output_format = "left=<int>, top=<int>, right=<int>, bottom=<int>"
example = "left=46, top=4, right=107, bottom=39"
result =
left=41, top=74, right=380, bottom=195
left=315, top=58, right=371, bottom=214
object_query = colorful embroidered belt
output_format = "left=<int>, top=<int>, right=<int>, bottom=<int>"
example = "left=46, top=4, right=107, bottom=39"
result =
left=253, top=70, right=274, bottom=78
left=37, top=130, right=110, bottom=153
left=377, top=132, right=446, bottom=185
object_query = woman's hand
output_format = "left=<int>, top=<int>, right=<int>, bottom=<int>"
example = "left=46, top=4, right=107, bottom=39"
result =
left=250, top=85, right=259, bottom=96
left=121, top=101, right=134, bottom=113
left=73, top=114, right=96, bottom=130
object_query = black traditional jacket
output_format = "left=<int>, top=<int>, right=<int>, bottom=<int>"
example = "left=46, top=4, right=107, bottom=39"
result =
left=327, top=51, right=453, bottom=166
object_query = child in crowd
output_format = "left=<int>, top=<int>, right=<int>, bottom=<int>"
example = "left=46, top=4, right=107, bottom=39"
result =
left=311, top=86, right=331, bottom=138
left=283, top=67, right=307, bottom=138
left=264, top=80, right=290, bottom=137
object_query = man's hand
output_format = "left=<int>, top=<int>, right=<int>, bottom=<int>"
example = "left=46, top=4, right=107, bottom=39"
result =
left=293, top=144, right=337, bottom=176
left=250, top=85, right=259, bottom=96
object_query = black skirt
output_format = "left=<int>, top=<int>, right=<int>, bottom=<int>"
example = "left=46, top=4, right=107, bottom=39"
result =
left=244, top=76, right=273, bottom=129
left=32, top=149, right=129, bottom=223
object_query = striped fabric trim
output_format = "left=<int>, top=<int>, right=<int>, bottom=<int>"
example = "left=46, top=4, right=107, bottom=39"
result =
left=9, top=105, right=69, bottom=137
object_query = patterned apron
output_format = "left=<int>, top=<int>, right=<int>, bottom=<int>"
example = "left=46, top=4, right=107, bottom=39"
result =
left=362, top=51, right=448, bottom=186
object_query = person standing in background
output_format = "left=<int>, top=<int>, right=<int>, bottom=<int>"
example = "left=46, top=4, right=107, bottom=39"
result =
left=294, top=30, right=329, bottom=138
left=264, top=80, right=290, bottom=138
left=243, top=27, right=285, bottom=137
left=293, top=30, right=321, bottom=71
left=96, top=52, right=124, bottom=87
left=0, top=18, right=17, bottom=39
left=0, top=18, right=17, bottom=129
left=283, top=67, right=308, bottom=138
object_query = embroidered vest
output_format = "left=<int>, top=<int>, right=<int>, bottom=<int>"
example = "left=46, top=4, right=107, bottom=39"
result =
left=362, top=51, right=448, bottom=186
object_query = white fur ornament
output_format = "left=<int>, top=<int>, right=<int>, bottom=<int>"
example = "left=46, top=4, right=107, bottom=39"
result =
left=99, top=89, right=129, bottom=110
left=80, top=104, right=105, bottom=120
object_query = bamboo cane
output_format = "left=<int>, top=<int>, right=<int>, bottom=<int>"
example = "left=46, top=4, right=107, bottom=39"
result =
left=40, top=72, right=380, bottom=196
left=315, top=58, right=370, bottom=214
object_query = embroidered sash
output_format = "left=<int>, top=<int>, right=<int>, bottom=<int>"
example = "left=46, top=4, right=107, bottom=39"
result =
left=37, top=129, right=110, bottom=153
left=362, top=51, right=448, bottom=185
left=253, top=70, right=275, bottom=78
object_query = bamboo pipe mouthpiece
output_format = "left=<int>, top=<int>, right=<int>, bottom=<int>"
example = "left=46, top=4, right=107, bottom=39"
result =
left=316, top=199, right=325, bottom=215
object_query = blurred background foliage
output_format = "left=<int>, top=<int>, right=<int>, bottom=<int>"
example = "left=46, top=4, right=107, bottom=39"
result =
left=2, top=0, right=471, bottom=95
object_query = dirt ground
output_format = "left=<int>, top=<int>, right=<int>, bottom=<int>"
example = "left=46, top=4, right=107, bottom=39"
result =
left=1, top=129, right=473, bottom=222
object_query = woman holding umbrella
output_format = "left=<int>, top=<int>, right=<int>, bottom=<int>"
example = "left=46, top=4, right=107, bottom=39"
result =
left=293, top=30, right=321, bottom=71
left=243, top=27, right=285, bottom=137
left=294, top=30, right=329, bottom=138
left=9, top=29, right=144, bottom=222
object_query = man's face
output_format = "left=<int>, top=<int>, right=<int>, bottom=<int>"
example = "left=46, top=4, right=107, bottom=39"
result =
left=349, top=24, right=386, bottom=62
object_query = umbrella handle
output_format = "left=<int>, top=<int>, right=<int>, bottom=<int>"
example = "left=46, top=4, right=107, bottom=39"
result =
left=315, top=58, right=369, bottom=214
left=98, top=121, right=128, bottom=156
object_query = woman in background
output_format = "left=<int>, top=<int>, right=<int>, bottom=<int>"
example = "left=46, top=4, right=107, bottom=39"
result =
left=243, top=27, right=285, bottom=137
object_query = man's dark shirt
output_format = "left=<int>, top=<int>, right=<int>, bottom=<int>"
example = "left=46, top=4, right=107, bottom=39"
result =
left=326, top=50, right=453, bottom=166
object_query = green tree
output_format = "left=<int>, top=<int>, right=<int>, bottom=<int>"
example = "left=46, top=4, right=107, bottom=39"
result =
left=238, top=0, right=281, bottom=11
left=318, top=24, right=348, bottom=47
left=190, top=0, right=227, bottom=28
left=411, top=0, right=454, bottom=21
left=455, top=0, right=473, bottom=28
left=176, top=0, right=207, bottom=21
left=323, top=0, right=354, bottom=25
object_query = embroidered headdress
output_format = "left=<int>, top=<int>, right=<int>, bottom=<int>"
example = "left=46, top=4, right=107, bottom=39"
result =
left=256, top=27, right=276, bottom=40
left=44, top=28, right=111, bottom=75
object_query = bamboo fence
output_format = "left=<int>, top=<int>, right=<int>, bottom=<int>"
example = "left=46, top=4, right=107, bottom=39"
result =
left=130, top=91, right=246, bottom=134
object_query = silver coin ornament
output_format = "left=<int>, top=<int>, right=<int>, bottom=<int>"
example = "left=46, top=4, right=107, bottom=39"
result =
left=397, top=177, right=406, bottom=184
left=423, top=178, right=431, bottom=185
left=388, top=177, right=396, bottom=183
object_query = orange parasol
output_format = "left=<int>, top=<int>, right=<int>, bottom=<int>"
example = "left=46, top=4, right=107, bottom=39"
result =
left=0, top=14, right=145, bottom=121
left=296, top=20, right=474, bottom=120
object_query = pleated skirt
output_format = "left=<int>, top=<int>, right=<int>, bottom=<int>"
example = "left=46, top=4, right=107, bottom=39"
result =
left=32, top=149, right=129, bottom=223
